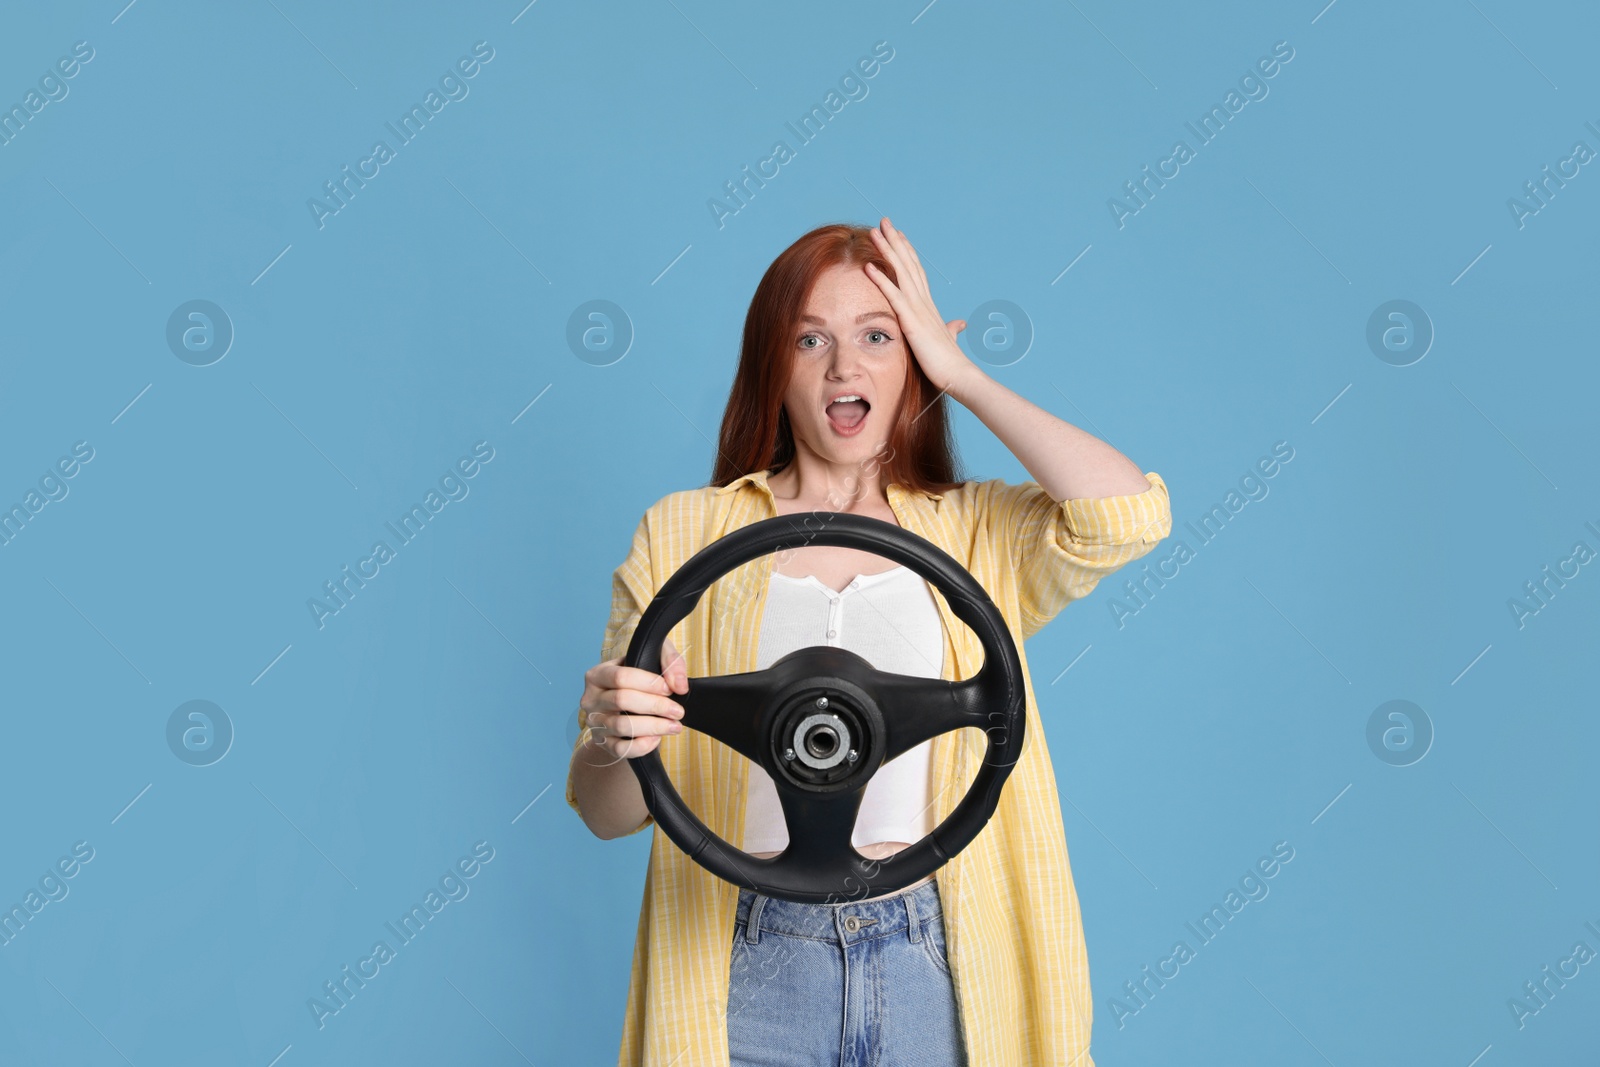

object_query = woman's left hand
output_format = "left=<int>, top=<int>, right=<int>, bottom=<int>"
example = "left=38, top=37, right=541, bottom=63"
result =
left=863, top=218, right=979, bottom=394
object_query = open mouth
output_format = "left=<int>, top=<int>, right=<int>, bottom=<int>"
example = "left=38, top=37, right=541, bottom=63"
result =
left=825, top=396, right=870, bottom=432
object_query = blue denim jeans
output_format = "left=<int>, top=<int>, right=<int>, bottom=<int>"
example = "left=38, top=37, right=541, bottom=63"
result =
left=727, top=878, right=968, bottom=1067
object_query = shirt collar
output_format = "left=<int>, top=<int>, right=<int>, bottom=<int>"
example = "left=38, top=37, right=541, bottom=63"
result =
left=713, top=469, right=771, bottom=496
left=714, top=468, right=943, bottom=502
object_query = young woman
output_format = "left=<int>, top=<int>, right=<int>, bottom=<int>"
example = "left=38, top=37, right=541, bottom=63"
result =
left=567, top=219, right=1172, bottom=1067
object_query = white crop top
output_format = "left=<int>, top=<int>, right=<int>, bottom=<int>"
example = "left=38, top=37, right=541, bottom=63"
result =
left=741, top=564, right=946, bottom=853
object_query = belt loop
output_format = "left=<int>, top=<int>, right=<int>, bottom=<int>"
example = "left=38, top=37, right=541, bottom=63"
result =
left=904, top=885, right=922, bottom=943
left=745, top=893, right=768, bottom=944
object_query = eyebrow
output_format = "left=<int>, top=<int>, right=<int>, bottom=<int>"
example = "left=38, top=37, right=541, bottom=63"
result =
left=798, top=311, right=895, bottom=326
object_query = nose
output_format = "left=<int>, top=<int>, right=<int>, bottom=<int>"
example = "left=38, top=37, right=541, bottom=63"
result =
left=827, top=345, right=865, bottom=378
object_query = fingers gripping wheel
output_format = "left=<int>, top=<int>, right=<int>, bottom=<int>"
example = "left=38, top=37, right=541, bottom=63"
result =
left=621, top=512, right=1026, bottom=905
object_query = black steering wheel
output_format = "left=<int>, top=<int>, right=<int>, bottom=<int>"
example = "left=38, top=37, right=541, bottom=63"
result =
left=621, top=511, right=1026, bottom=904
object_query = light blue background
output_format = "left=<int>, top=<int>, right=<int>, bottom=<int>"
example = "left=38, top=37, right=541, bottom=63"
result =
left=2, top=1, right=1596, bottom=1064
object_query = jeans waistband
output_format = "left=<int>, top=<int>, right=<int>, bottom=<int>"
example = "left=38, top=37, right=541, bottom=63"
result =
left=734, top=879, right=944, bottom=946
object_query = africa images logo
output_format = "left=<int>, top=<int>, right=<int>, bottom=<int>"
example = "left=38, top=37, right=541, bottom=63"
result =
left=308, top=441, right=495, bottom=629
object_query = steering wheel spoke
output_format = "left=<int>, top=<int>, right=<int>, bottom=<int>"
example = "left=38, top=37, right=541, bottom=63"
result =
left=870, top=668, right=991, bottom=764
left=774, top=779, right=867, bottom=869
left=676, top=668, right=771, bottom=764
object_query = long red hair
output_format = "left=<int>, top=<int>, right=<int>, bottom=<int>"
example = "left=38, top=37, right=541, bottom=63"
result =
left=708, top=223, right=967, bottom=496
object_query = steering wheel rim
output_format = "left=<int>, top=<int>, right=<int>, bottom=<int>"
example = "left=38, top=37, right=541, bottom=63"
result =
left=621, top=511, right=1025, bottom=904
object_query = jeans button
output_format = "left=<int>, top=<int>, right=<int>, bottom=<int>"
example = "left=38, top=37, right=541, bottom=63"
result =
left=844, top=916, right=858, bottom=932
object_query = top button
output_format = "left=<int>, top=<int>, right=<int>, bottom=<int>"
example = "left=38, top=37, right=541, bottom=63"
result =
left=849, top=580, right=858, bottom=589
left=826, top=629, right=837, bottom=638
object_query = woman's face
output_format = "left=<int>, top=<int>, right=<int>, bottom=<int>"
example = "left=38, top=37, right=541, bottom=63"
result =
left=782, top=261, right=907, bottom=474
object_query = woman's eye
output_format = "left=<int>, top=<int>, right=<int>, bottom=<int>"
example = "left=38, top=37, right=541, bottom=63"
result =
left=867, top=330, right=890, bottom=344
left=799, top=335, right=821, bottom=349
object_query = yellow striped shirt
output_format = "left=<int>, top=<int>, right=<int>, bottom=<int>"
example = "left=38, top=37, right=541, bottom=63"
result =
left=567, top=467, right=1172, bottom=1066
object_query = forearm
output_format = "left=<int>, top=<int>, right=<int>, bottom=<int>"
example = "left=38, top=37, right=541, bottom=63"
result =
left=945, top=365, right=1150, bottom=501
left=569, top=741, right=650, bottom=840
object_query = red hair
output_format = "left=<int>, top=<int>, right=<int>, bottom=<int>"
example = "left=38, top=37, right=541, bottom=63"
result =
left=708, top=222, right=967, bottom=496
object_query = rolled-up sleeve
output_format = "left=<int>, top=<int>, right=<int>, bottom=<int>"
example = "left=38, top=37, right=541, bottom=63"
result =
left=566, top=507, right=658, bottom=837
left=987, top=471, right=1172, bottom=639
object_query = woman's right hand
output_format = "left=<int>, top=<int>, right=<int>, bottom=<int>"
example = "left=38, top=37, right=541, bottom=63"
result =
left=578, top=634, right=689, bottom=761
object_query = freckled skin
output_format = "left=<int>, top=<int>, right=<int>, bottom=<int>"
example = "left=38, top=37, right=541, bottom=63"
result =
left=767, top=262, right=910, bottom=590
